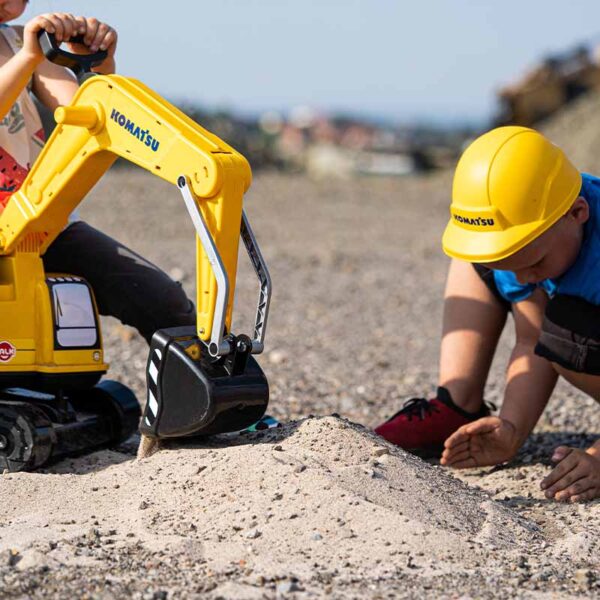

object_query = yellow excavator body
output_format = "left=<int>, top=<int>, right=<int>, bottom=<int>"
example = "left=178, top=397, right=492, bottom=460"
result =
left=0, top=32, right=271, bottom=472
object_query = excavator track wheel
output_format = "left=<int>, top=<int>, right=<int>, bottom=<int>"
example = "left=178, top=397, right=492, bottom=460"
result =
left=0, top=404, right=53, bottom=473
left=70, top=380, right=141, bottom=445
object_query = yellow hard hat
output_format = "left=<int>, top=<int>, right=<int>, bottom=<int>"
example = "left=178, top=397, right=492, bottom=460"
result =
left=442, top=126, right=582, bottom=262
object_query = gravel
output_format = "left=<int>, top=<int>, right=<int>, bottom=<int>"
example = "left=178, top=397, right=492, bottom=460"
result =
left=1, top=164, right=600, bottom=598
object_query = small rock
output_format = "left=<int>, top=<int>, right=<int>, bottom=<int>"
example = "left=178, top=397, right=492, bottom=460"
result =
left=294, top=464, right=306, bottom=473
left=277, top=580, right=301, bottom=594
left=0, top=549, right=20, bottom=567
left=371, top=447, right=389, bottom=457
left=574, top=569, right=593, bottom=585
left=268, top=350, right=288, bottom=365
left=311, top=532, right=323, bottom=541
left=169, top=267, right=186, bottom=282
left=15, top=550, right=53, bottom=571
left=245, top=528, right=261, bottom=539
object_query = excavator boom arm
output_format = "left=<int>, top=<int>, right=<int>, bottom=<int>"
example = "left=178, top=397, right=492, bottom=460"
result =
left=0, top=74, right=266, bottom=349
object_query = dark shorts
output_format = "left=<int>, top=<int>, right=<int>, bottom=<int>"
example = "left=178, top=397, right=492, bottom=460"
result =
left=43, top=221, right=196, bottom=344
left=473, top=264, right=600, bottom=376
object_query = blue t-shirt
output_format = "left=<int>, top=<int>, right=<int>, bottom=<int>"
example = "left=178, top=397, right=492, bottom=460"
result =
left=493, top=172, right=600, bottom=305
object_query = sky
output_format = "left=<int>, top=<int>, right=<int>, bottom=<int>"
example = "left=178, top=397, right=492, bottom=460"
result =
left=21, top=1, right=600, bottom=125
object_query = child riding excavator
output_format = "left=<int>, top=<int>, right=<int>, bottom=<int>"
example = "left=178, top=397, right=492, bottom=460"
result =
left=0, top=33, right=272, bottom=471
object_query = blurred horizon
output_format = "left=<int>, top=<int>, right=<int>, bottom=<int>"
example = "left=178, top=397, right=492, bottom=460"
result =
left=22, top=0, right=600, bottom=127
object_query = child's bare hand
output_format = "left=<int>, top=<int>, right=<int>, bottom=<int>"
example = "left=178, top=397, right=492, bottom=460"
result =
left=540, top=446, right=600, bottom=502
left=22, top=14, right=117, bottom=71
left=22, top=13, right=81, bottom=60
left=440, top=416, right=519, bottom=468
left=69, top=16, right=117, bottom=56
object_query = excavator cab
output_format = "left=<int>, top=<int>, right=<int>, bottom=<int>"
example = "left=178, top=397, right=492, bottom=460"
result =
left=0, top=33, right=271, bottom=471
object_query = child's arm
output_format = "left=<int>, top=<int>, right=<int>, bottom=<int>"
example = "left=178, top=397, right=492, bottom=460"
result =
left=441, top=288, right=557, bottom=467
left=0, top=15, right=51, bottom=120
left=496, top=288, right=558, bottom=443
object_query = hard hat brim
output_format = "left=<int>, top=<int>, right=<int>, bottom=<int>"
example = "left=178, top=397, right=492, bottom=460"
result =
left=442, top=218, right=551, bottom=263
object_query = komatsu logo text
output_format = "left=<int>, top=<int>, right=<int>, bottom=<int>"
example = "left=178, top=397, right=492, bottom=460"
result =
left=453, top=215, right=495, bottom=227
left=110, top=109, right=160, bottom=152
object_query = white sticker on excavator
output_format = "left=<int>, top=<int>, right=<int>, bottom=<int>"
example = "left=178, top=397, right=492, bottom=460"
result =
left=52, top=283, right=98, bottom=347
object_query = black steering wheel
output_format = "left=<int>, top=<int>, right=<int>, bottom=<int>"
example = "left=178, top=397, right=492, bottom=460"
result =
left=37, top=30, right=108, bottom=82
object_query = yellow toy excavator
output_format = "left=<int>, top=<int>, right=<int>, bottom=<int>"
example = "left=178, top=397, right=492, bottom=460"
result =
left=0, top=33, right=271, bottom=471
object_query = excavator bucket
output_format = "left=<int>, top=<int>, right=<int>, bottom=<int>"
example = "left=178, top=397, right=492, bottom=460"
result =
left=139, top=327, right=268, bottom=438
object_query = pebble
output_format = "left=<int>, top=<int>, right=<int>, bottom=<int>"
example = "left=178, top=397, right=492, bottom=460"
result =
left=574, top=569, right=593, bottom=585
left=245, top=529, right=261, bottom=539
left=168, top=267, right=186, bottom=281
left=15, top=550, right=52, bottom=571
left=371, top=447, right=390, bottom=457
left=0, top=549, right=20, bottom=568
left=268, top=350, right=288, bottom=365
left=276, top=580, right=301, bottom=594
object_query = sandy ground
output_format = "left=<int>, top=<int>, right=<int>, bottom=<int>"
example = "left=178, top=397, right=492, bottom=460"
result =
left=1, top=169, right=600, bottom=599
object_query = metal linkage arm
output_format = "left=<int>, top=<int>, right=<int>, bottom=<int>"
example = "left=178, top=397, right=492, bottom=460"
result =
left=177, top=176, right=230, bottom=357
left=241, top=211, right=272, bottom=354
left=177, top=176, right=272, bottom=358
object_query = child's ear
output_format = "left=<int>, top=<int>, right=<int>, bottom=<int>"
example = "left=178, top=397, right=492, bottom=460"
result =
left=570, top=196, right=589, bottom=224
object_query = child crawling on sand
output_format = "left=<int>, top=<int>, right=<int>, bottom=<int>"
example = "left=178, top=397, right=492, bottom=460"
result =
left=0, top=2, right=194, bottom=340
left=376, top=126, right=600, bottom=503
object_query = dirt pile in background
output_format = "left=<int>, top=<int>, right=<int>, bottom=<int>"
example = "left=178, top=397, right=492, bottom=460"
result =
left=541, top=90, right=600, bottom=173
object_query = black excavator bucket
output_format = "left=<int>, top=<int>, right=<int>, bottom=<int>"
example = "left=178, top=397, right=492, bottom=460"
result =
left=139, top=326, right=269, bottom=439
left=0, top=381, right=140, bottom=472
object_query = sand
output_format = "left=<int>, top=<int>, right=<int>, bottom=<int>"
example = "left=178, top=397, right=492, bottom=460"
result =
left=0, top=417, right=547, bottom=598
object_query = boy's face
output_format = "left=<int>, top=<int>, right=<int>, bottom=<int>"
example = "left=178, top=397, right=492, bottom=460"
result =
left=485, top=197, right=589, bottom=284
left=0, top=0, right=27, bottom=23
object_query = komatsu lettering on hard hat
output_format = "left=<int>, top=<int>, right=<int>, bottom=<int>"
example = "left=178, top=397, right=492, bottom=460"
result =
left=453, top=214, right=495, bottom=227
left=110, top=109, right=160, bottom=152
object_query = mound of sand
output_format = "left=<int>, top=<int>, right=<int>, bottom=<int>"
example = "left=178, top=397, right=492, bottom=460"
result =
left=0, top=416, right=539, bottom=584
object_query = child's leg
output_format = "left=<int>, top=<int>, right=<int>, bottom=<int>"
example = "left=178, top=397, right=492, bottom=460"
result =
left=42, top=222, right=195, bottom=343
left=439, top=259, right=509, bottom=411
left=551, top=366, right=600, bottom=400
left=535, top=293, right=600, bottom=402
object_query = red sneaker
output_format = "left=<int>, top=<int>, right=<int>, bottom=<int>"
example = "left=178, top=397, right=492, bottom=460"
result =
left=374, top=387, right=492, bottom=458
